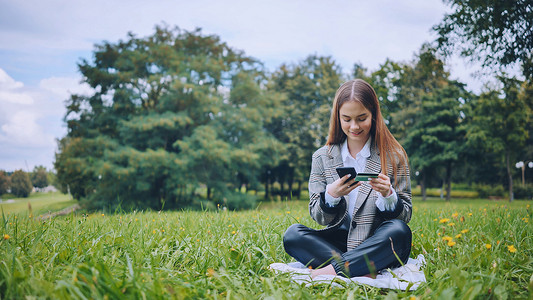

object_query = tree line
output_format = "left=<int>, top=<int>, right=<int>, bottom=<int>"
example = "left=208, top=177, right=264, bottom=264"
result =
left=51, top=24, right=531, bottom=211
left=0, top=166, right=53, bottom=198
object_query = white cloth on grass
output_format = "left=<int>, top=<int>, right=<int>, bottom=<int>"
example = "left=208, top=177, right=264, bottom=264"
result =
left=269, top=254, right=426, bottom=291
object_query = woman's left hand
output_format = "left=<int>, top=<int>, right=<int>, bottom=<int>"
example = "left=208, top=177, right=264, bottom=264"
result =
left=369, top=173, right=392, bottom=197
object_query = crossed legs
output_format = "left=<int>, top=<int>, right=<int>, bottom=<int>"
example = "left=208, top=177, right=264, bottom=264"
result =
left=283, top=219, right=412, bottom=277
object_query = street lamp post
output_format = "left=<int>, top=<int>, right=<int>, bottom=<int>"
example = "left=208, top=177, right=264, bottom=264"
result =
left=515, top=161, right=533, bottom=185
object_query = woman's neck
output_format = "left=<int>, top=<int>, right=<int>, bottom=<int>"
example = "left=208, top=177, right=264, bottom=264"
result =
left=347, top=137, right=369, bottom=157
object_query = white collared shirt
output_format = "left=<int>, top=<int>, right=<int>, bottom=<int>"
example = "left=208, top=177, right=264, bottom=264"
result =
left=325, top=138, right=397, bottom=218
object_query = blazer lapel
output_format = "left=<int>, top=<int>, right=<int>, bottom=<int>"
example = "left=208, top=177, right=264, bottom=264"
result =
left=352, top=145, right=381, bottom=216
left=326, top=144, right=344, bottom=181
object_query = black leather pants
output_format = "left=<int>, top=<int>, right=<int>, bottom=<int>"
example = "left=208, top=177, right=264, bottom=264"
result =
left=283, top=218, right=412, bottom=277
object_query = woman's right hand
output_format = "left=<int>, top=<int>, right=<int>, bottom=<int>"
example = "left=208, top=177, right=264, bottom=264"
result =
left=327, top=175, right=361, bottom=198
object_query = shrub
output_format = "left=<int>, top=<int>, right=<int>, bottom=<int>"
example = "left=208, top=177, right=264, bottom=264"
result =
left=411, top=186, right=479, bottom=198
left=513, top=184, right=533, bottom=200
left=221, top=191, right=258, bottom=210
left=473, top=183, right=505, bottom=198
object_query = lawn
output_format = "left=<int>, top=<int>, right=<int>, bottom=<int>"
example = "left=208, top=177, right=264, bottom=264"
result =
left=0, top=192, right=76, bottom=216
left=1, top=197, right=532, bottom=299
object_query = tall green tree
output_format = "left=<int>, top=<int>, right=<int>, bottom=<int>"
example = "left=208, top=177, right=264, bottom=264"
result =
left=55, top=26, right=278, bottom=210
left=31, top=165, right=49, bottom=189
left=404, top=82, right=470, bottom=201
left=387, top=45, right=456, bottom=199
left=10, top=170, right=32, bottom=198
left=366, top=59, right=408, bottom=124
left=0, top=171, right=9, bottom=195
left=267, top=55, right=343, bottom=198
left=434, top=0, right=533, bottom=78
left=466, top=76, right=530, bottom=201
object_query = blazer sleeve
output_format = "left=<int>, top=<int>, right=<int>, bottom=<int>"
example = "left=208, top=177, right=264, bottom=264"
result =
left=381, top=154, right=412, bottom=223
left=308, top=148, right=346, bottom=226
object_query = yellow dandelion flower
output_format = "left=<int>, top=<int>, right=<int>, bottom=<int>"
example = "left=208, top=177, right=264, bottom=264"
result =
left=433, top=218, right=438, bottom=222
left=3, top=234, right=9, bottom=240
left=101, top=214, right=105, bottom=217
left=442, top=236, right=453, bottom=242
left=447, top=241, right=456, bottom=247
left=507, top=245, right=517, bottom=253
left=468, top=213, right=472, bottom=216
left=231, top=230, right=236, bottom=234
left=461, top=229, right=469, bottom=234
left=420, top=234, right=424, bottom=237
left=410, top=296, right=416, bottom=300
left=152, top=230, right=156, bottom=234
left=485, top=244, right=491, bottom=249
left=497, top=240, right=500, bottom=245
left=439, top=218, right=450, bottom=223
left=455, top=234, right=461, bottom=239
left=527, top=204, right=530, bottom=209
left=452, top=212, right=458, bottom=218
left=207, top=268, right=215, bottom=277
left=286, top=211, right=291, bottom=214
left=447, top=222, right=455, bottom=226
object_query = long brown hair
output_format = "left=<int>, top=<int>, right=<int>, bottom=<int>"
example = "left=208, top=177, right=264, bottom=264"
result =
left=326, top=79, right=408, bottom=184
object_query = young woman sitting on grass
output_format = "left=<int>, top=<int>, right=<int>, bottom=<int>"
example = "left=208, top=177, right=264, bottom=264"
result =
left=283, top=79, right=412, bottom=278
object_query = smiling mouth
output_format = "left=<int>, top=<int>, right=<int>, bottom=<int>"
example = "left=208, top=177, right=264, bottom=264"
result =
left=350, top=130, right=363, bottom=136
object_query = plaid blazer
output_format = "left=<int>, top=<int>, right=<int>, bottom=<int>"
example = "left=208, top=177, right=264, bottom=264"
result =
left=308, top=143, right=412, bottom=250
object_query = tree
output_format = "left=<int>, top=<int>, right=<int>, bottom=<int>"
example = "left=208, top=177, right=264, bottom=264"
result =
left=55, top=25, right=279, bottom=210
left=404, top=82, right=470, bottom=201
left=10, top=170, right=32, bottom=198
left=31, top=165, right=49, bottom=189
left=267, top=55, right=343, bottom=198
left=434, top=0, right=533, bottom=78
left=0, top=171, right=9, bottom=195
left=386, top=45, right=458, bottom=200
left=466, top=76, right=530, bottom=201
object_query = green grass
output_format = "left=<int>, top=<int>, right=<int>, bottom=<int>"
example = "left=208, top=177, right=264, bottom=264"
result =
left=0, top=192, right=76, bottom=216
left=1, top=198, right=532, bottom=299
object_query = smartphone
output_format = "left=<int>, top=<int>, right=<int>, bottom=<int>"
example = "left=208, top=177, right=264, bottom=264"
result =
left=354, top=173, right=379, bottom=181
left=336, top=167, right=357, bottom=185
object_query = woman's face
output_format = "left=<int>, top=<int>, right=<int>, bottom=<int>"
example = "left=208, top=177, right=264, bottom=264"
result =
left=339, top=100, right=373, bottom=146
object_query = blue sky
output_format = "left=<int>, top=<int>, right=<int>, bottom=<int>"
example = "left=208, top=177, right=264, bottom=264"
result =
left=0, top=0, right=491, bottom=172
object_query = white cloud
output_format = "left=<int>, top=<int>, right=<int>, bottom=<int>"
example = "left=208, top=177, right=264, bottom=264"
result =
left=0, top=68, right=91, bottom=171
left=0, top=68, right=24, bottom=89
left=0, top=68, right=33, bottom=105
left=0, top=111, right=53, bottom=146
left=39, top=76, right=92, bottom=99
